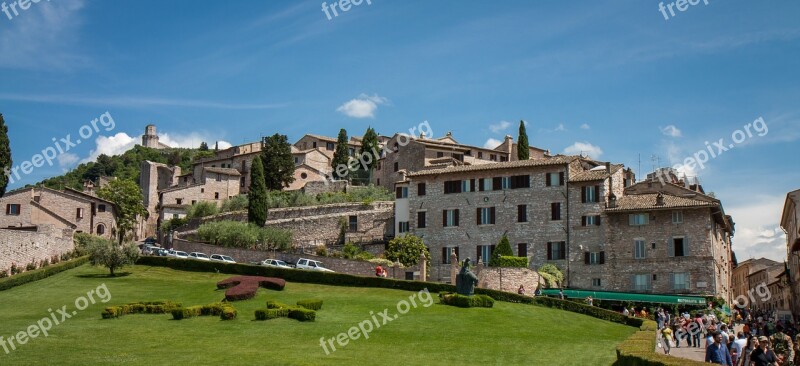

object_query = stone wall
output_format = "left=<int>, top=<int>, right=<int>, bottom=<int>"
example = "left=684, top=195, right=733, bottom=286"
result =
left=0, top=225, right=75, bottom=272
left=171, top=238, right=420, bottom=279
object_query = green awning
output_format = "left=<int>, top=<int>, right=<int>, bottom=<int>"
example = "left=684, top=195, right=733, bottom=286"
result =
left=540, top=289, right=706, bottom=305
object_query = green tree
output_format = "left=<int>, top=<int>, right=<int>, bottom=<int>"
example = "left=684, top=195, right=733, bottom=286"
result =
left=199, top=142, right=209, bottom=151
left=186, top=201, right=219, bottom=219
left=331, top=128, right=350, bottom=180
left=248, top=156, right=268, bottom=226
left=97, top=179, right=147, bottom=244
left=517, top=120, right=530, bottom=160
left=0, top=114, right=10, bottom=196
left=88, top=239, right=140, bottom=276
left=260, top=134, right=295, bottom=190
left=489, top=235, right=514, bottom=267
left=385, top=234, right=430, bottom=269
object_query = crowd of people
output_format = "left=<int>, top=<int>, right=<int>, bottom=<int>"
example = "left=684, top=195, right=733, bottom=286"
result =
left=653, top=306, right=799, bottom=366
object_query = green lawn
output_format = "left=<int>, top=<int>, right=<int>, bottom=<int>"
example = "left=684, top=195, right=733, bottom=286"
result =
left=0, top=265, right=635, bottom=365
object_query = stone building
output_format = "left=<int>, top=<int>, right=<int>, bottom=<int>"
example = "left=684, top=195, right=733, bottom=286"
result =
left=398, top=155, right=734, bottom=300
left=141, top=124, right=172, bottom=149
left=780, top=189, right=800, bottom=318
left=732, top=258, right=780, bottom=310
left=374, top=133, right=548, bottom=190
left=0, top=185, right=117, bottom=240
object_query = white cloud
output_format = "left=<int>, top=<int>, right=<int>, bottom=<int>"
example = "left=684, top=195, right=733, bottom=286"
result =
left=563, top=142, right=603, bottom=158
left=661, top=125, right=682, bottom=137
left=483, top=138, right=502, bottom=149
left=57, top=153, right=79, bottom=168
left=0, top=0, right=89, bottom=70
left=336, top=94, right=389, bottom=118
left=726, top=195, right=788, bottom=262
left=580, top=123, right=590, bottom=130
left=489, top=121, right=511, bottom=134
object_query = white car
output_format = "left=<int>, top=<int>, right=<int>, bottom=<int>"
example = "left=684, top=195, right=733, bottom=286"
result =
left=167, top=250, right=189, bottom=259
left=210, top=254, right=236, bottom=263
left=261, top=259, right=292, bottom=269
left=295, top=258, right=334, bottom=272
left=189, top=252, right=211, bottom=261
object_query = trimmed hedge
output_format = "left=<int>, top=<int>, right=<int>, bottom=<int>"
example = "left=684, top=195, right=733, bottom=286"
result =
left=440, top=293, right=494, bottom=308
left=216, top=276, right=286, bottom=301
left=102, top=301, right=182, bottom=319
left=0, top=256, right=89, bottom=291
left=297, top=299, right=323, bottom=311
left=171, top=303, right=237, bottom=321
left=137, top=256, right=643, bottom=328
left=255, top=308, right=290, bottom=320
left=494, top=256, right=528, bottom=268
left=615, top=320, right=708, bottom=366
left=288, top=308, right=316, bottom=322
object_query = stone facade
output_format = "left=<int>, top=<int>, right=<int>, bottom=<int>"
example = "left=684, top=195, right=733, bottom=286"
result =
left=0, top=225, right=75, bottom=273
left=781, top=189, right=800, bottom=318
left=0, top=186, right=117, bottom=240
left=171, top=238, right=420, bottom=279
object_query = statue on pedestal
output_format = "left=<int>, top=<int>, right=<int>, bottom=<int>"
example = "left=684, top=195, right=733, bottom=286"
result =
left=456, top=258, right=479, bottom=296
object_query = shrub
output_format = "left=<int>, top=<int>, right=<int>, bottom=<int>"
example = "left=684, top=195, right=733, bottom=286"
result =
left=494, top=256, right=528, bottom=268
left=297, top=299, right=323, bottom=311
left=288, top=308, right=316, bottom=322
left=216, top=276, right=286, bottom=301
left=0, top=256, right=89, bottom=292
left=440, top=293, right=494, bottom=308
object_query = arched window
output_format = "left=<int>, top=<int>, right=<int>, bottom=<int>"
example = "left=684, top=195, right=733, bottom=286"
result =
left=96, top=224, right=105, bottom=235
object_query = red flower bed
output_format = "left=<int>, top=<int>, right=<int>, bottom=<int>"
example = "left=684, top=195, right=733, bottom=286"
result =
left=216, top=276, right=286, bottom=301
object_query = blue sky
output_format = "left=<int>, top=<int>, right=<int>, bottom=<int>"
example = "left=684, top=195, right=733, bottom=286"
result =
left=1, top=0, right=798, bottom=261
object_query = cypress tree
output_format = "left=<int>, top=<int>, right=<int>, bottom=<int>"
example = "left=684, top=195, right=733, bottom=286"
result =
left=248, top=156, right=268, bottom=227
left=0, top=114, right=11, bottom=196
left=517, top=120, right=530, bottom=160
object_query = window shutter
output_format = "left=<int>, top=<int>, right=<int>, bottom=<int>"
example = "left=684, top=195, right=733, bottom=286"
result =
left=581, top=187, right=587, bottom=203
left=668, top=239, right=674, bottom=257
left=683, top=237, right=689, bottom=256
left=547, top=242, right=552, bottom=260
left=559, top=172, right=565, bottom=186
left=599, top=251, right=605, bottom=264
left=594, top=186, right=601, bottom=201
left=545, top=173, right=551, bottom=187
left=476, top=208, right=482, bottom=225
left=443, top=210, right=447, bottom=227
left=584, top=252, right=590, bottom=264
left=490, top=207, right=496, bottom=224
left=454, top=210, right=459, bottom=226
left=596, top=216, right=602, bottom=226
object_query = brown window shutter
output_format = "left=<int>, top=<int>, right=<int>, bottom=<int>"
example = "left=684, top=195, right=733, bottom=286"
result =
left=547, top=242, right=552, bottom=260
left=490, top=207, right=496, bottom=224
left=584, top=252, right=590, bottom=264
left=600, top=251, right=606, bottom=264
left=454, top=210, right=459, bottom=226
left=476, top=208, right=482, bottom=225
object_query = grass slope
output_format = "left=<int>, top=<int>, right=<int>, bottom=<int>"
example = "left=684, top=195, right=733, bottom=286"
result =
left=0, top=265, right=635, bottom=365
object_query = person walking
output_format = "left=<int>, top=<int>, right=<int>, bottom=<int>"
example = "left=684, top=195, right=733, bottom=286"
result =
left=705, top=332, right=733, bottom=366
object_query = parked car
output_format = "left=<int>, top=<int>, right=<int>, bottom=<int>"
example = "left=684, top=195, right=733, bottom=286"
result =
left=295, top=258, right=334, bottom=272
left=167, top=250, right=189, bottom=259
left=189, top=252, right=211, bottom=261
left=210, top=254, right=236, bottom=263
left=261, top=259, right=292, bottom=269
